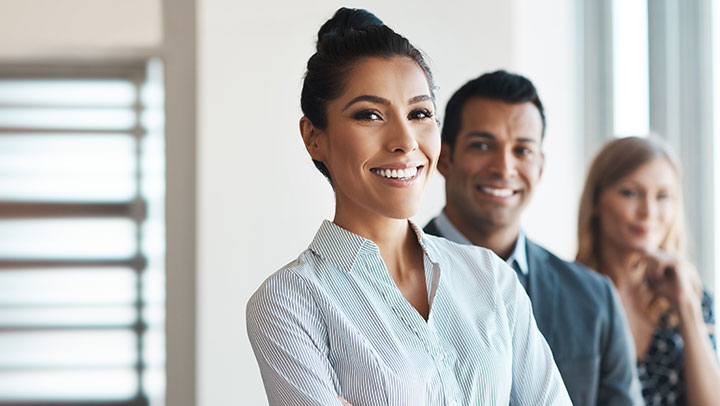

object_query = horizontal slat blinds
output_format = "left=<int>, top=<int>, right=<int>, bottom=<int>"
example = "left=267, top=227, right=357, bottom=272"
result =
left=0, top=61, right=165, bottom=406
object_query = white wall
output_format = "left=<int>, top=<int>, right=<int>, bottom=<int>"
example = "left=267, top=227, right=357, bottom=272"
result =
left=197, top=0, right=581, bottom=404
left=0, top=0, right=161, bottom=58
left=512, top=0, right=582, bottom=260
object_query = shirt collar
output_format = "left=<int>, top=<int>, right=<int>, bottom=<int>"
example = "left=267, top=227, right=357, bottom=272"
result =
left=433, top=211, right=528, bottom=275
left=507, top=230, right=528, bottom=275
left=308, top=220, right=444, bottom=272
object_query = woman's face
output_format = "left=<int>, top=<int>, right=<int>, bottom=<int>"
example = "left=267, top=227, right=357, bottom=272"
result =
left=310, top=56, right=440, bottom=221
left=596, top=157, right=678, bottom=253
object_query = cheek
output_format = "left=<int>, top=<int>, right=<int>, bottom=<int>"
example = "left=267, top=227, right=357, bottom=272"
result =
left=657, top=201, right=676, bottom=225
left=329, top=131, right=373, bottom=169
left=420, top=127, right=441, bottom=163
left=597, top=198, right=629, bottom=233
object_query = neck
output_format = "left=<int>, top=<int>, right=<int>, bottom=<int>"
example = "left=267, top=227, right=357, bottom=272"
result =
left=597, top=241, right=645, bottom=290
left=443, top=207, right=519, bottom=260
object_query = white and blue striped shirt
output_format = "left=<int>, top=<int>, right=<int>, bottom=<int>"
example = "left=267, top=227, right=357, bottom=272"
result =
left=246, top=220, right=571, bottom=405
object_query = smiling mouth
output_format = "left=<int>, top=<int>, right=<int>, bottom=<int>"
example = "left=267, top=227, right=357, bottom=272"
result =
left=371, top=166, right=421, bottom=180
left=477, top=185, right=518, bottom=198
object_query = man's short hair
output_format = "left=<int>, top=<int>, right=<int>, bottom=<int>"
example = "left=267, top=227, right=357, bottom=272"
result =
left=441, top=70, right=546, bottom=149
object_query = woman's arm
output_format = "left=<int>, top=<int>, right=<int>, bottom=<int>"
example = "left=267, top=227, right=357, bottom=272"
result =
left=645, top=253, right=720, bottom=405
left=246, top=271, right=345, bottom=406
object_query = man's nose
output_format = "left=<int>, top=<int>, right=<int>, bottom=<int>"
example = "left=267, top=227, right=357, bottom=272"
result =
left=488, top=148, right=517, bottom=178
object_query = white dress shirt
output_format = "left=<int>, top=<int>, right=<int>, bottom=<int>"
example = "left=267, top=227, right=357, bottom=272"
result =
left=246, top=220, right=571, bottom=405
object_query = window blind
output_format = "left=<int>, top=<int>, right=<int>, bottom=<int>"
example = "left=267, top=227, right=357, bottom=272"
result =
left=0, top=61, right=165, bottom=406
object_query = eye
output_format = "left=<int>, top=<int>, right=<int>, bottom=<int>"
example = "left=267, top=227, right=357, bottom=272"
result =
left=657, top=191, right=670, bottom=200
left=408, top=108, right=433, bottom=120
left=619, top=188, right=637, bottom=198
left=469, top=142, right=490, bottom=151
left=515, top=146, right=535, bottom=157
left=353, top=110, right=382, bottom=121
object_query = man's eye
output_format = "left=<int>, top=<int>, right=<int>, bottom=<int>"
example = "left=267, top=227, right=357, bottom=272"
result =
left=516, top=147, right=534, bottom=157
left=470, top=142, right=489, bottom=150
left=409, top=109, right=433, bottom=120
left=354, top=110, right=382, bottom=121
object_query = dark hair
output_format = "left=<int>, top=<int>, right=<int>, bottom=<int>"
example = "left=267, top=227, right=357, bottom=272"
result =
left=441, top=70, right=546, bottom=151
left=301, top=7, right=435, bottom=182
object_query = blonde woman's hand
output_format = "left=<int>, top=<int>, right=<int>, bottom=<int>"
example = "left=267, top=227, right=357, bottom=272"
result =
left=643, top=250, right=700, bottom=311
left=338, top=396, right=353, bottom=406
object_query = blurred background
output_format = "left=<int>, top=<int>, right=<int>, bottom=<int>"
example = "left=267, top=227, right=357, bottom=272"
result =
left=0, top=0, right=717, bottom=405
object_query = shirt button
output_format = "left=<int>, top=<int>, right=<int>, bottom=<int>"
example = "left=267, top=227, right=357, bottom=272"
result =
left=449, top=400, right=458, bottom=406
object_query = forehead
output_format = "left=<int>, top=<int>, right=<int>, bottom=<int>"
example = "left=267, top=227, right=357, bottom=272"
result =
left=620, top=158, right=678, bottom=187
left=459, top=97, right=543, bottom=140
left=336, top=56, right=431, bottom=102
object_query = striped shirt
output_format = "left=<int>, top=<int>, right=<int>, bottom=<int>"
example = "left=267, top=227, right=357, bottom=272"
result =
left=246, top=220, right=571, bottom=405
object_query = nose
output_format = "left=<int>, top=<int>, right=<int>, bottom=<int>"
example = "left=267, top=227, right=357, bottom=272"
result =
left=387, top=119, right=419, bottom=153
left=637, top=196, right=656, bottom=220
left=488, top=146, right=518, bottom=179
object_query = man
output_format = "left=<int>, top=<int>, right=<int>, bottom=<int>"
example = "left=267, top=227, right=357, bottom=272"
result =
left=425, top=70, right=642, bottom=406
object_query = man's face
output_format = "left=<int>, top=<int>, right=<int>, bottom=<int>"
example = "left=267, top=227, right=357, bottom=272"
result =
left=439, top=97, right=544, bottom=232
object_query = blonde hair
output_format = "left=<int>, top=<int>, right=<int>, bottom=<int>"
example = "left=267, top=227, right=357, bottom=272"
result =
left=576, top=136, right=693, bottom=326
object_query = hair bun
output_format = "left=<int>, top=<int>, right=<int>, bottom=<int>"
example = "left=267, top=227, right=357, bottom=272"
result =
left=317, top=7, right=384, bottom=46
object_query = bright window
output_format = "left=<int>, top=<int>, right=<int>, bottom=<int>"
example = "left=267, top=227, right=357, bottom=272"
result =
left=0, top=61, right=165, bottom=405
left=612, top=0, right=650, bottom=137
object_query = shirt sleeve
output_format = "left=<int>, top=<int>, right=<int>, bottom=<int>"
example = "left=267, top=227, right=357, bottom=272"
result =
left=246, top=270, right=344, bottom=406
left=497, top=258, right=573, bottom=406
left=597, top=277, right=644, bottom=406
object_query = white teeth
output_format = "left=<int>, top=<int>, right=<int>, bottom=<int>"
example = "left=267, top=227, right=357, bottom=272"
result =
left=481, top=186, right=514, bottom=197
left=372, top=167, right=419, bottom=180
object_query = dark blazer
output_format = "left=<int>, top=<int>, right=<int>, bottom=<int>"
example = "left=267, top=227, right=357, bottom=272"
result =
left=425, top=218, right=642, bottom=406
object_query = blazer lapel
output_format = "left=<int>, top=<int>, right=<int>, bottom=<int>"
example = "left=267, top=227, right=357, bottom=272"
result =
left=526, top=239, right=558, bottom=348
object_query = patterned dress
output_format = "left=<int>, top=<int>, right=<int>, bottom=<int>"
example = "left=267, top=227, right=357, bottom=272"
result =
left=637, top=291, right=716, bottom=405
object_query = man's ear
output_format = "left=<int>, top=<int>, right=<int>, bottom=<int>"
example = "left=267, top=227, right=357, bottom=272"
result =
left=299, top=117, right=327, bottom=162
left=538, top=151, right=545, bottom=179
left=437, top=142, right=453, bottom=178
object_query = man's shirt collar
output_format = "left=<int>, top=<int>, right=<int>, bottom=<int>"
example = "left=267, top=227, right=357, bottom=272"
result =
left=433, top=210, right=528, bottom=275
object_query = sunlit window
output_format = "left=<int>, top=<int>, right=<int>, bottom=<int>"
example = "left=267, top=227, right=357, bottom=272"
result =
left=0, top=61, right=165, bottom=405
left=612, top=0, right=650, bottom=137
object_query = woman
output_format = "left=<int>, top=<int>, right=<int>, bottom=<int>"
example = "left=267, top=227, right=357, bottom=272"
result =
left=246, top=7, right=570, bottom=406
left=577, top=136, right=719, bottom=405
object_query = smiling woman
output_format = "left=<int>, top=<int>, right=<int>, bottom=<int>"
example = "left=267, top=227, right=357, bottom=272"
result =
left=577, top=136, right=720, bottom=405
left=245, top=7, right=571, bottom=406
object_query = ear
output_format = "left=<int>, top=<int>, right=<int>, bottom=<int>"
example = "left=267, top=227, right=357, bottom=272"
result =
left=437, top=142, right=453, bottom=178
left=538, top=151, right=545, bottom=179
left=299, top=117, right=327, bottom=162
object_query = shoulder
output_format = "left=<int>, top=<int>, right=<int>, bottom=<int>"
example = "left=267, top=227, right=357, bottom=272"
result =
left=527, top=239, right=614, bottom=293
left=423, top=216, right=441, bottom=236
left=246, top=251, right=322, bottom=322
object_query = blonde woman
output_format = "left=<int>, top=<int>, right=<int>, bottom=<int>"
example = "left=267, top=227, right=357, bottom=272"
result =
left=577, top=136, right=719, bottom=405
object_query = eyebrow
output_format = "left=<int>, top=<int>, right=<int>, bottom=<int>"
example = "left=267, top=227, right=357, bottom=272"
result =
left=465, top=132, right=539, bottom=144
left=342, top=94, right=432, bottom=111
